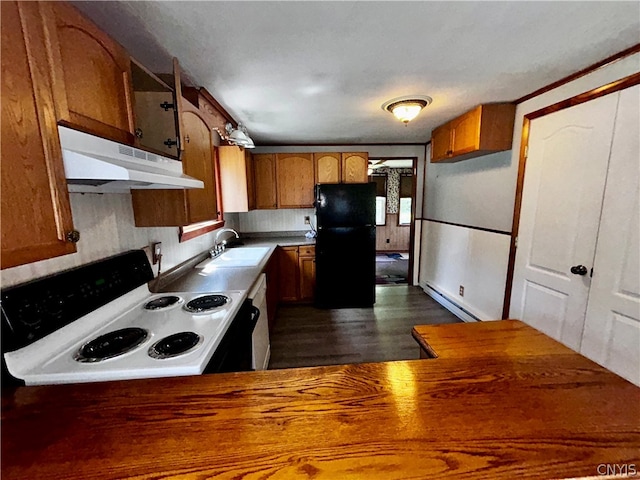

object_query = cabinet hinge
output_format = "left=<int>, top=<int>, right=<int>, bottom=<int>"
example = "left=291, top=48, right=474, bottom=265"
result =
left=514, top=236, right=518, bottom=249
left=524, top=145, right=528, bottom=158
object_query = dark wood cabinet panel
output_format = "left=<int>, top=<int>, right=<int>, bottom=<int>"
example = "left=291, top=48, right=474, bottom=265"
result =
left=253, top=154, right=277, bottom=209
left=278, top=247, right=299, bottom=302
left=43, top=1, right=135, bottom=145
left=1, top=1, right=76, bottom=269
left=276, top=153, right=315, bottom=208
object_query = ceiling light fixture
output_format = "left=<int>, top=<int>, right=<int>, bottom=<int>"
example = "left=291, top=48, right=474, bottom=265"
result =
left=215, top=122, right=255, bottom=149
left=382, top=96, right=432, bottom=125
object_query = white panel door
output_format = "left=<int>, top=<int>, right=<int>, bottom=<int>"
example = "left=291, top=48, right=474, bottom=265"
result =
left=581, top=85, right=640, bottom=385
left=510, top=93, right=619, bottom=350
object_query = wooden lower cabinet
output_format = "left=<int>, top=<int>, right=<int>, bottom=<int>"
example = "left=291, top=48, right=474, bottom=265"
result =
left=298, top=246, right=316, bottom=301
left=277, top=245, right=316, bottom=303
left=264, top=252, right=279, bottom=332
left=1, top=1, right=77, bottom=269
left=277, top=246, right=299, bottom=302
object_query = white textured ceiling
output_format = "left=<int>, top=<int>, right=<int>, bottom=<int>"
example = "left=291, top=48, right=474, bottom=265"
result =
left=73, top=1, right=639, bottom=145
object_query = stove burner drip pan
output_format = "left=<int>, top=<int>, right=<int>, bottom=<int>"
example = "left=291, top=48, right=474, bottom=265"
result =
left=75, top=328, right=149, bottom=363
left=184, top=295, right=229, bottom=314
left=144, top=296, right=183, bottom=311
left=149, top=332, right=202, bottom=359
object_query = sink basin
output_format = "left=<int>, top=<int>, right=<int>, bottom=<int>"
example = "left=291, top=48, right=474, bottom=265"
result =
left=196, top=247, right=270, bottom=269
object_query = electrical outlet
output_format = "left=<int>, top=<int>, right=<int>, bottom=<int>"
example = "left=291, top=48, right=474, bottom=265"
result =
left=152, top=242, right=162, bottom=265
left=459, top=285, right=464, bottom=297
left=304, top=216, right=310, bottom=224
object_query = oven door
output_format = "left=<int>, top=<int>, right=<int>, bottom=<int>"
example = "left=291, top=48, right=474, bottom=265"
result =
left=203, top=300, right=259, bottom=374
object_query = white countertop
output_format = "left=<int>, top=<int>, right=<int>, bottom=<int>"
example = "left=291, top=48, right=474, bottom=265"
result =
left=160, top=235, right=314, bottom=293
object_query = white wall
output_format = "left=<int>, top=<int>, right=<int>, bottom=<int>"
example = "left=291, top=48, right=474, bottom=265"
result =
left=419, top=52, right=640, bottom=319
left=0, top=193, right=238, bottom=288
left=234, top=208, right=315, bottom=233
left=419, top=220, right=510, bottom=320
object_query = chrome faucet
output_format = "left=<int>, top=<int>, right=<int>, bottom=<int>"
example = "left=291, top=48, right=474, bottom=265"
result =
left=210, top=228, right=240, bottom=257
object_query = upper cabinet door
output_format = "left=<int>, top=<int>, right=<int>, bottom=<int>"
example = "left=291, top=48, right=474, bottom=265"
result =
left=342, top=152, right=369, bottom=183
left=182, top=110, right=217, bottom=223
left=430, top=124, right=452, bottom=162
left=1, top=1, right=76, bottom=269
left=276, top=153, right=315, bottom=207
left=315, top=152, right=341, bottom=183
left=43, top=2, right=135, bottom=145
left=451, top=106, right=481, bottom=156
left=254, top=154, right=277, bottom=209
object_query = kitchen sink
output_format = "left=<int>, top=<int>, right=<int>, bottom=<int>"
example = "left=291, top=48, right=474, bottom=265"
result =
left=195, top=247, right=270, bottom=269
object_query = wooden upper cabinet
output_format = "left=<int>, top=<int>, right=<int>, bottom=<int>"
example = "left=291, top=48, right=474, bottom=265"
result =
left=42, top=2, right=135, bottom=145
left=1, top=1, right=77, bottom=269
left=430, top=124, right=453, bottom=161
left=342, top=152, right=369, bottom=183
left=182, top=111, right=218, bottom=223
left=431, top=103, right=516, bottom=163
left=132, top=106, right=218, bottom=226
left=276, top=153, right=315, bottom=208
left=253, top=154, right=277, bottom=209
left=315, top=153, right=341, bottom=183
left=219, top=146, right=255, bottom=212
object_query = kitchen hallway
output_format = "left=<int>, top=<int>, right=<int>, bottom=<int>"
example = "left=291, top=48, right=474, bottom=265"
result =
left=268, top=286, right=461, bottom=369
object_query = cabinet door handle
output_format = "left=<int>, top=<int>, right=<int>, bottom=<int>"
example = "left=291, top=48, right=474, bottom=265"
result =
left=65, top=230, right=80, bottom=243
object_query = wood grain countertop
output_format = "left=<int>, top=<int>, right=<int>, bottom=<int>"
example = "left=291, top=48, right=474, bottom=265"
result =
left=2, top=351, right=639, bottom=479
left=412, top=319, right=570, bottom=358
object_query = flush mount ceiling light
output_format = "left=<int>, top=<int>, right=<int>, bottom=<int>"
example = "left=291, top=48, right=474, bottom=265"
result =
left=215, top=122, right=255, bottom=149
left=382, top=96, right=432, bottom=125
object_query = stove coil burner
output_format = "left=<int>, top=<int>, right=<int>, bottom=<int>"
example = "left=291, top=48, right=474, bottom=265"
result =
left=144, top=295, right=183, bottom=311
left=148, top=332, right=203, bottom=359
left=75, top=327, right=149, bottom=363
left=184, top=295, right=229, bottom=314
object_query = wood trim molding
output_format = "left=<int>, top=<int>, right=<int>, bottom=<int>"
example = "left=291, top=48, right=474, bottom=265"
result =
left=179, top=220, right=225, bottom=243
left=515, top=43, right=640, bottom=104
left=421, top=218, right=511, bottom=236
left=501, top=71, right=640, bottom=319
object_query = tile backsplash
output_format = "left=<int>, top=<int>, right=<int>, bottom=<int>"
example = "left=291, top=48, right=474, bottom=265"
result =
left=235, top=209, right=316, bottom=233
left=1, top=193, right=237, bottom=288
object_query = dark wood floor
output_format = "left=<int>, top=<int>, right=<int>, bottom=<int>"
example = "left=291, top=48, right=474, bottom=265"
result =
left=268, top=285, right=461, bottom=369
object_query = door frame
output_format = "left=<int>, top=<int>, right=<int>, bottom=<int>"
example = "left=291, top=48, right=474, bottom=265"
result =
left=502, top=71, right=640, bottom=318
left=368, top=156, right=419, bottom=286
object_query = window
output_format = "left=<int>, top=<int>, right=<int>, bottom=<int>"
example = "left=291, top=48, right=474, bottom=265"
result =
left=398, top=174, right=412, bottom=225
left=371, top=174, right=387, bottom=225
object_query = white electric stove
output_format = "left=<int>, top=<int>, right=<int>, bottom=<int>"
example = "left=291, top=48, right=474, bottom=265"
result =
left=2, top=250, right=253, bottom=386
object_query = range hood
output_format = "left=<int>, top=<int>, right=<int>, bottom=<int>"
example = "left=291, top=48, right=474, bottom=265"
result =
left=58, top=126, right=204, bottom=193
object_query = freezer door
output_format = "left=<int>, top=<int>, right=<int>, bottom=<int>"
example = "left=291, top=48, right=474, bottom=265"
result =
left=315, top=226, right=375, bottom=308
left=316, top=183, right=375, bottom=228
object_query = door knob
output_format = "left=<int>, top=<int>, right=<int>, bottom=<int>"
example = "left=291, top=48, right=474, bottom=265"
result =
left=570, top=265, right=588, bottom=276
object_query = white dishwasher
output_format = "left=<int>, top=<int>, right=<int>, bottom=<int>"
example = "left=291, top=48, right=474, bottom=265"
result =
left=248, top=274, right=270, bottom=370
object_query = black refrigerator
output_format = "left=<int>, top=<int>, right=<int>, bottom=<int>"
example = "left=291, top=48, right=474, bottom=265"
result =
left=315, top=183, right=376, bottom=308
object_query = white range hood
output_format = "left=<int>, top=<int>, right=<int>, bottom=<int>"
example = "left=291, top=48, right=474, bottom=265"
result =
left=58, top=126, right=204, bottom=193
